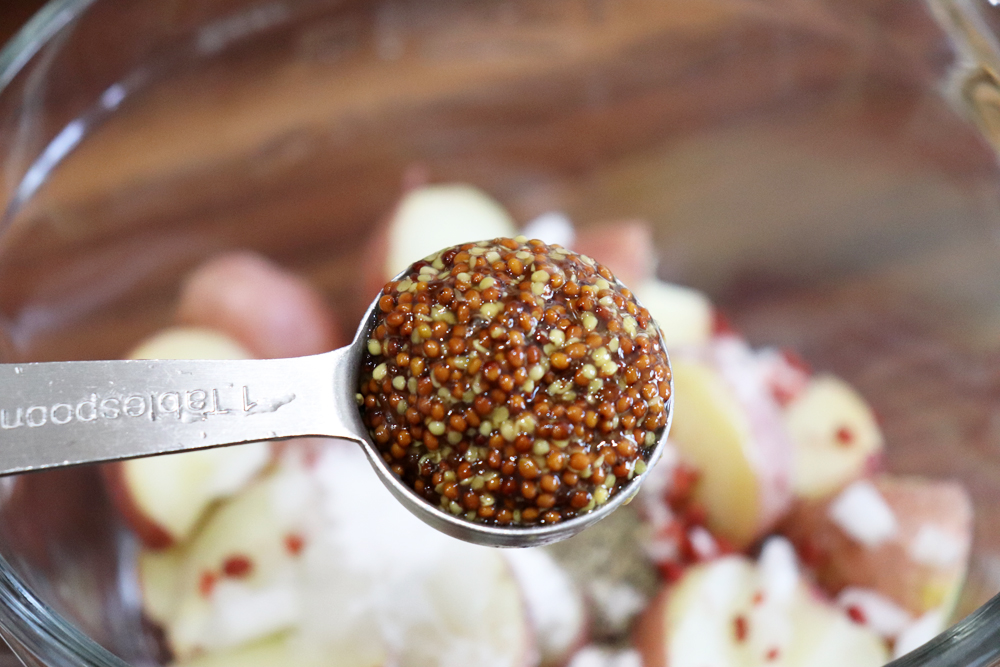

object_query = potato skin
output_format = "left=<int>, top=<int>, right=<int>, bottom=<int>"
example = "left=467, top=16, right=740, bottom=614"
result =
left=102, top=463, right=176, bottom=549
left=631, top=587, right=670, bottom=667
left=668, top=348, right=794, bottom=550
left=781, top=475, right=972, bottom=615
left=177, top=251, right=342, bottom=359
left=573, top=220, right=657, bottom=289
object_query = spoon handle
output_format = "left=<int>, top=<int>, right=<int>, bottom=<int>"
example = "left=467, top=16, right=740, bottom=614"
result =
left=0, top=348, right=362, bottom=475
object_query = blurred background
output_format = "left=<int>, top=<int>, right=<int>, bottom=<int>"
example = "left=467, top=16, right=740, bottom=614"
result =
left=0, top=0, right=45, bottom=46
left=1, top=1, right=1000, bottom=666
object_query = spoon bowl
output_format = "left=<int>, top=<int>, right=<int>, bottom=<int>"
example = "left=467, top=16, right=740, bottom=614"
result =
left=0, top=244, right=672, bottom=548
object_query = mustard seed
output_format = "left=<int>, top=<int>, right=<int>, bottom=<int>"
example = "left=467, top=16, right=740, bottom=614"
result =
left=358, top=237, right=670, bottom=526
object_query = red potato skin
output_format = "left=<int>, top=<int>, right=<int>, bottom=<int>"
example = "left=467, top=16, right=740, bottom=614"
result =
left=108, top=251, right=340, bottom=548
left=573, top=220, right=657, bottom=289
left=864, top=451, right=885, bottom=478
left=521, top=627, right=541, bottom=667
left=102, top=463, right=175, bottom=549
left=631, top=586, right=670, bottom=667
left=177, top=251, right=343, bottom=360
left=270, top=437, right=332, bottom=469
left=780, top=475, right=972, bottom=615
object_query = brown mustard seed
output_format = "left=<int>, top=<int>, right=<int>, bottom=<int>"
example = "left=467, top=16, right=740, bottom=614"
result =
left=358, top=237, right=670, bottom=527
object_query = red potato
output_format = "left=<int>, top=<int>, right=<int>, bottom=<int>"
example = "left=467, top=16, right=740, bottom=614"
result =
left=104, top=447, right=269, bottom=551
left=129, top=326, right=252, bottom=362
left=138, top=457, right=324, bottom=661
left=631, top=586, right=672, bottom=667
left=171, top=633, right=385, bottom=667
left=832, top=585, right=952, bottom=656
left=754, top=348, right=810, bottom=409
left=138, top=547, right=182, bottom=626
left=104, top=327, right=273, bottom=549
left=780, top=475, right=973, bottom=618
left=893, top=608, right=952, bottom=660
left=632, top=280, right=714, bottom=350
left=176, top=251, right=342, bottom=360
left=782, top=374, right=885, bottom=500
left=638, top=459, right=729, bottom=580
left=359, top=183, right=518, bottom=310
left=572, top=220, right=657, bottom=289
left=146, top=443, right=537, bottom=667
left=105, top=467, right=175, bottom=550
left=633, top=541, right=889, bottom=667
left=303, top=442, right=536, bottom=667
left=666, top=337, right=794, bottom=550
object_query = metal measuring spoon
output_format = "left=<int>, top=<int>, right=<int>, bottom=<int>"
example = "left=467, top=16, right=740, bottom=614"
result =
left=0, top=238, right=672, bottom=548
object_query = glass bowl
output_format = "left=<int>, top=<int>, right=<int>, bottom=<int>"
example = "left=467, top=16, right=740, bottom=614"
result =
left=2, top=0, right=1000, bottom=665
